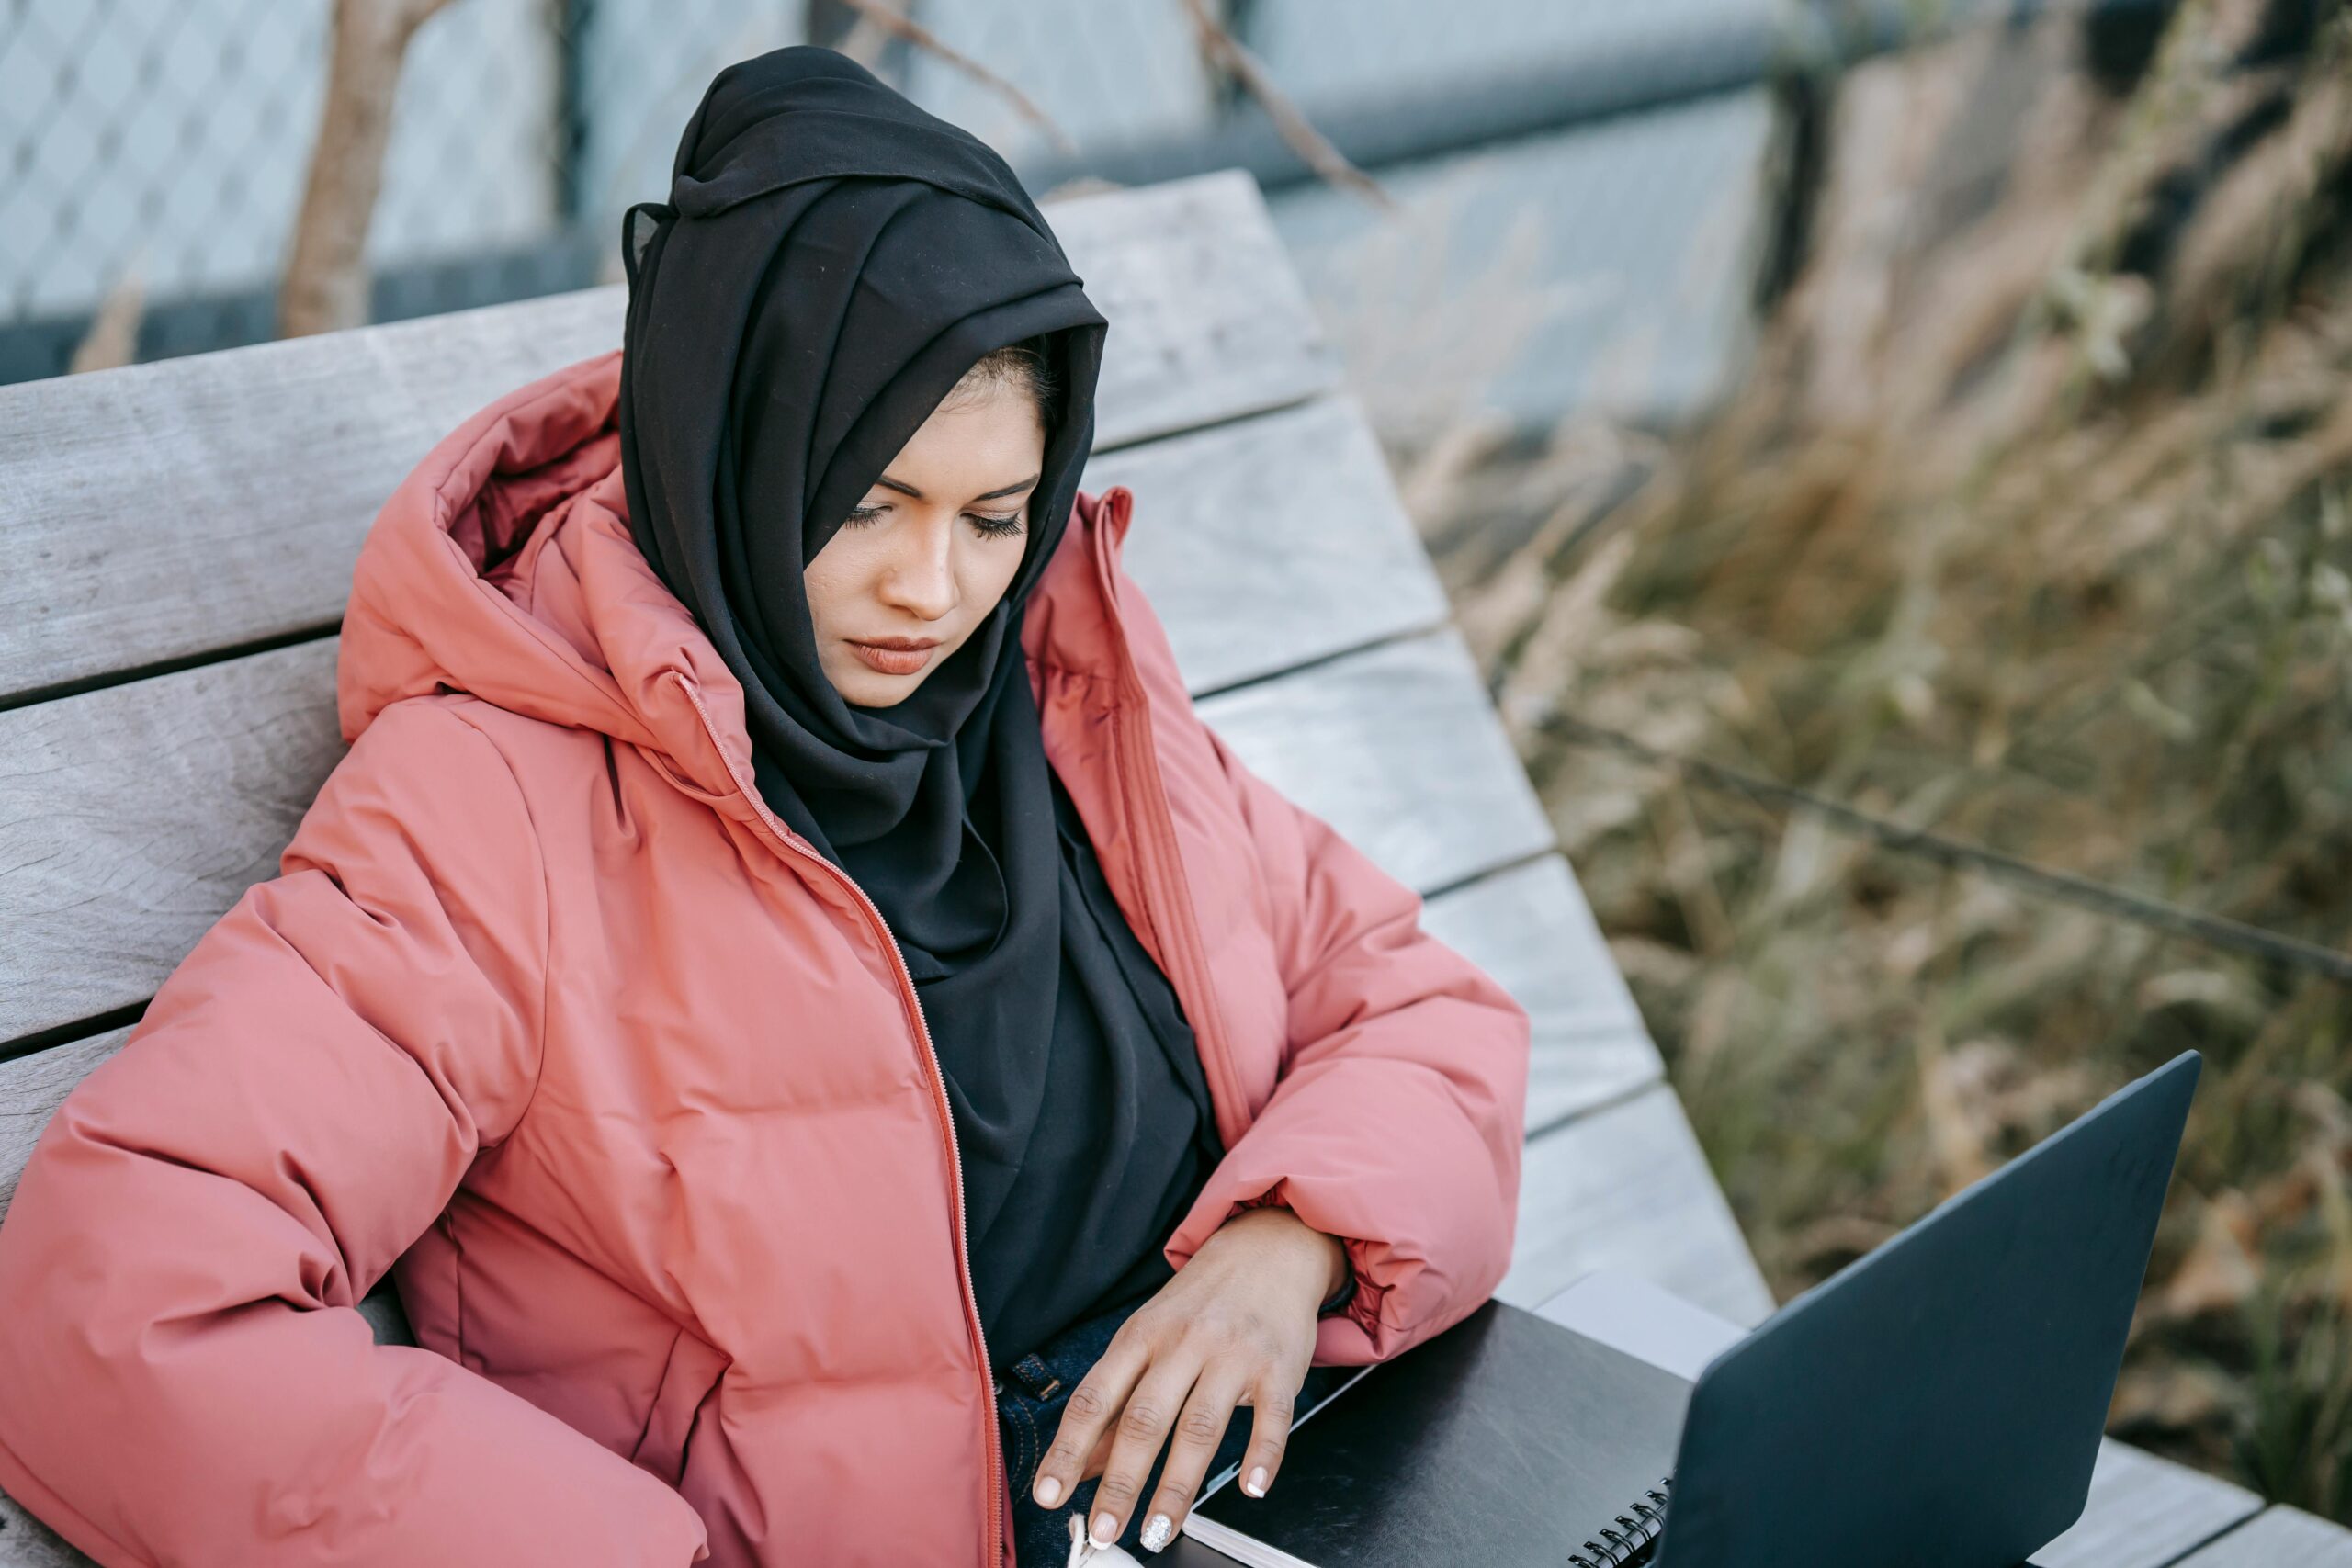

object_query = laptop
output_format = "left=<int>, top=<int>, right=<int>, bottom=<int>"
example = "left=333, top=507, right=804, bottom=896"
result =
left=1633, top=1047, right=2202, bottom=1567
left=1175, top=1049, right=2201, bottom=1568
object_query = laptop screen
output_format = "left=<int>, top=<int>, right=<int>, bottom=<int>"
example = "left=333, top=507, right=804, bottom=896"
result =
left=1654, top=1051, right=2199, bottom=1568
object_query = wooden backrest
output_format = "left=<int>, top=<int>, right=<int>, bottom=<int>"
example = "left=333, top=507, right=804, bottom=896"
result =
left=0, top=169, right=1769, bottom=1561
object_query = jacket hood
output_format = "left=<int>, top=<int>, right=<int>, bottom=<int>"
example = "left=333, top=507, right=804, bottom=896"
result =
left=337, top=349, right=1136, bottom=813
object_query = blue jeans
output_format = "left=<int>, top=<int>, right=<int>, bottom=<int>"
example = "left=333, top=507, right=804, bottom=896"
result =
left=994, top=1292, right=1357, bottom=1565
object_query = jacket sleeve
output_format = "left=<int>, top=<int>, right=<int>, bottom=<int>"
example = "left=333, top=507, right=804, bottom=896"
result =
left=1159, top=718, right=1532, bottom=1367
left=0, top=699, right=710, bottom=1568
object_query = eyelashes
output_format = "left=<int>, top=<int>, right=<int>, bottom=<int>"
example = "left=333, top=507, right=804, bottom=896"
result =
left=842, top=503, right=1025, bottom=539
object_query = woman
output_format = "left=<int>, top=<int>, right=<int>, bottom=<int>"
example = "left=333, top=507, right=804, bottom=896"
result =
left=0, top=45, right=1528, bottom=1568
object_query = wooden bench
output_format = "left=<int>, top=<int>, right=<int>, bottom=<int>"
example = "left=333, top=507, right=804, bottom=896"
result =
left=0, top=167, right=2335, bottom=1566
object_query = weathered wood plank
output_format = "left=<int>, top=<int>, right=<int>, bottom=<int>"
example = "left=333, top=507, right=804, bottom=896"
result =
left=2034, top=1440, right=2263, bottom=1568
left=17, top=387, right=1430, bottom=732
left=1094, top=393, right=1450, bottom=694
left=1532, top=1265, right=1748, bottom=1375
left=0, top=1029, right=118, bottom=1218
left=0, top=640, right=345, bottom=1047
left=1416, top=852, right=1655, bottom=1134
left=1070, top=170, right=1337, bottom=450
left=1494, top=1082, right=1775, bottom=1327
left=2177, top=1506, right=2352, bottom=1568
left=0, top=1491, right=78, bottom=1568
left=2, top=624, right=1553, bottom=1051
left=1, top=169, right=1335, bottom=704
left=1197, top=626, right=1555, bottom=897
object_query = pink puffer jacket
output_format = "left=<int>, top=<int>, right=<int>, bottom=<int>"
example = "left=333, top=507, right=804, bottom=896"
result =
left=0, top=350, right=1530, bottom=1567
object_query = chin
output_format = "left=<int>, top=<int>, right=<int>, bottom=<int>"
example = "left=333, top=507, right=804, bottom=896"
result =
left=835, top=667, right=923, bottom=707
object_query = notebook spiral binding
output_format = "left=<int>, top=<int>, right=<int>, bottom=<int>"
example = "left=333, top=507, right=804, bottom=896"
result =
left=1566, top=1477, right=1672, bottom=1568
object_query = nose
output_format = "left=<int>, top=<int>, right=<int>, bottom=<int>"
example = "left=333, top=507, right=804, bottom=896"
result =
left=876, top=509, right=957, bottom=622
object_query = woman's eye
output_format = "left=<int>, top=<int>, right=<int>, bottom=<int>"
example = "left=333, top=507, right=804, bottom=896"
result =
left=840, top=502, right=1021, bottom=537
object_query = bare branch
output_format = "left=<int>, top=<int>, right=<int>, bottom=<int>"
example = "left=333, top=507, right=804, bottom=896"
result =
left=277, top=0, right=456, bottom=338
left=70, top=250, right=148, bottom=374
left=1178, top=0, right=1393, bottom=210
left=829, top=0, right=1077, bottom=154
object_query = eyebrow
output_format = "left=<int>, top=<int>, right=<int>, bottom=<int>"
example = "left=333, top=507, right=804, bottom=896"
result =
left=872, top=471, right=1041, bottom=502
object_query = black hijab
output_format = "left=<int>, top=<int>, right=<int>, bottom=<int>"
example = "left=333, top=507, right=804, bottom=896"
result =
left=616, top=45, right=1222, bottom=1367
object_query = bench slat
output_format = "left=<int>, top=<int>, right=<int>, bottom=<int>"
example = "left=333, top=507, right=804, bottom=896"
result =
left=1496, top=1081, right=1775, bottom=1327
left=1196, top=626, right=1555, bottom=893
left=1094, top=392, right=1450, bottom=694
left=0, top=1492, right=77, bottom=1568
left=1, top=170, right=1334, bottom=705
left=1416, top=852, right=1655, bottom=1134
left=0, top=1031, right=113, bottom=1217
left=2176, top=1506, right=2352, bottom=1567
left=2034, top=1440, right=2264, bottom=1568
left=0, top=639, right=344, bottom=1047
left=1, top=623, right=1553, bottom=1051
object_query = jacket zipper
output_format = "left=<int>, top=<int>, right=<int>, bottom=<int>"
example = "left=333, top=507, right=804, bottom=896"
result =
left=1088, top=492, right=1248, bottom=1151
left=665, top=671, right=1005, bottom=1568
left=1102, top=673, right=1245, bottom=1149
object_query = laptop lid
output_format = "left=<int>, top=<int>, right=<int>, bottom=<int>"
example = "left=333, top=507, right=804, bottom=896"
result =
left=1653, top=1049, right=2200, bottom=1568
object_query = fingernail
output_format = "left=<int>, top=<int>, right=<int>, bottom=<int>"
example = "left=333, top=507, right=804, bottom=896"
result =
left=1140, top=1513, right=1173, bottom=1551
left=1035, top=1473, right=1061, bottom=1506
left=1244, top=1465, right=1269, bottom=1496
left=1091, top=1511, right=1118, bottom=1548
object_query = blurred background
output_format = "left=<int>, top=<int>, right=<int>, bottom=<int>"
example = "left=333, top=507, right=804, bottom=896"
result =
left=6, top=0, right=2349, bottom=1521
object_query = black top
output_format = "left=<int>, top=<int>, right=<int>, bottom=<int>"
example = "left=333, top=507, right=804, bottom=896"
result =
left=958, top=763, right=1225, bottom=1372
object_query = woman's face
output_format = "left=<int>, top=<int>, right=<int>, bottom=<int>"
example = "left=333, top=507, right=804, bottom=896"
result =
left=805, top=384, right=1046, bottom=707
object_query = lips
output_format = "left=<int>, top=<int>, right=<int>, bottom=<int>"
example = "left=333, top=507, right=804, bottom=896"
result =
left=848, top=638, right=938, bottom=674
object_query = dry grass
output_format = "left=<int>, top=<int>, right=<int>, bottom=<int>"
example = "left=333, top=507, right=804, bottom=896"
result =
left=1419, top=0, right=2352, bottom=1515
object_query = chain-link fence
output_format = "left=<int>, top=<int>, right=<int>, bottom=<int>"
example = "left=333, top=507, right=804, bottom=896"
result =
left=1, top=1, right=2174, bottom=425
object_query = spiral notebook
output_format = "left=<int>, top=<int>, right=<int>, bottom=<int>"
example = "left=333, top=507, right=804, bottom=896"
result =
left=1179, top=1297, right=1691, bottom=1568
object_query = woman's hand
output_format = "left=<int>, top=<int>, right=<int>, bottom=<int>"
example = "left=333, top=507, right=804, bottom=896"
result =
left=1030, top=1205, right=1349, bottom=1553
